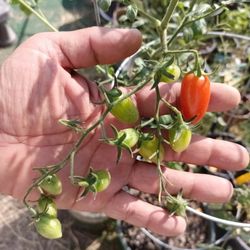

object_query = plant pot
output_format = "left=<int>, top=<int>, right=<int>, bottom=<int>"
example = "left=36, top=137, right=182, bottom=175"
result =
left=69, top=210, right=109, bottom=233
left=226, top=236, right=250, bottom=250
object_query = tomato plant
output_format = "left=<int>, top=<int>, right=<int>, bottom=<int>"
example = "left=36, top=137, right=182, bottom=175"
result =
left=17, top=0, right=239, bottom=242
left=169, top=125, right=192, bottom=153
left=111, top=95, right=139, bottom=124
left=180, top=73, right=211, bottom=124
left=35, top=214, right=62, bottom=239
left=40, top=174, right=62, bottom=196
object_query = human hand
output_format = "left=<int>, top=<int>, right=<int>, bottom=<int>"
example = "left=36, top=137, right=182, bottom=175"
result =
left=0, top=27, right=248, bottom=236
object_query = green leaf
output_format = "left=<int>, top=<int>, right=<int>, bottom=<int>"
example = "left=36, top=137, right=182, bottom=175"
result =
left=98, top=0, right=112, bottom=12
left=159, top=115, right=174, bottom=126
left=106, top=88, right=122, bottom=102
left=126, top=4, right=138, bottom=22
left=10, top=0, right=19, bottom=5
left=191, top=19, right=208, bottom=37
left=183, top=27, right=194, bottom=42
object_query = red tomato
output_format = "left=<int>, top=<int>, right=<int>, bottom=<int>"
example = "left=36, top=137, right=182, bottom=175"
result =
left=180, top=73, right=210, bottom=124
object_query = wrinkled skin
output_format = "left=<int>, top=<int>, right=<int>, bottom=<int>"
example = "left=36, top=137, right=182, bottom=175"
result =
left=0, top=27, right=249, bottom=236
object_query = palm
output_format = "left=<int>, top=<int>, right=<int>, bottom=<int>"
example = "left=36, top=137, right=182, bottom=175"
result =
left=0, top=39, right=135, bottom=209
left=0, top=27, right=248, bottom=236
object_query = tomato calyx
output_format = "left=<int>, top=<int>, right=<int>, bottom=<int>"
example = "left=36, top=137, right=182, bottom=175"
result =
left=102, top=125, right=139, bottom=164
left=36, top=195, right=58, bottom=218
left=140, top=114, right=174, bottom=130
left=153, top=57, right=181, bottom=87
left=106, top=88, right=123, bottom=104
left=164, top=192, right=188, bottom=217
left=58, top=118, right=83, bottom=133
left=73, top=168, right=111, bottom=198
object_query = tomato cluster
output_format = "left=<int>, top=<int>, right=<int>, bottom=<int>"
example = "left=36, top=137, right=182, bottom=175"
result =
left=108, top=70, right=210, bottom=162
left=35, top=174, right=63, bottom=239
left=32, top=68, right=210, bottom=239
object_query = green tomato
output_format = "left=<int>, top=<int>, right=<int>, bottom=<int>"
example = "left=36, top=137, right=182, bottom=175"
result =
left=118, top=128, right=139, bottom=148
left=138, top=136, right=165, bottom=164
left=40, top=174, right=62, bottom=196
left=92, top=170, right=111, bottom=193
left=169, top=126, right=192, bottom=153
left=111, top=96, right=139, bottom=124
left=160, top=64, right=181, bottom=83
left=37, top=196, right=57, bottom=217
left=35, top=214, right=62, bottom=239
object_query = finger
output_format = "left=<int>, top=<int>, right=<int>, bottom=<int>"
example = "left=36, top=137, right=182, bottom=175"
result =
left=103, top=191, right=186, bottom=236
left=164, top=135, right=249, bottom=171
left=136, top=82, right=241, bottom=116
left=26, top=27, right=142, bottom=69
left=129, top=162, right=233, bottom=203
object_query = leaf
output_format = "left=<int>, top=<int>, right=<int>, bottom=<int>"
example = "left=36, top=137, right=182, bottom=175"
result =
left=159, top=115, right=174, bottom=126
left=162, top=56, right=175, bottom=68
left=98, top=0, right=112, bottom=12
left=106, top=88, right=122, bottom=102
left=134, top=57, right=145, bottom=67
left=126, top=4, right=138, bottom=22
left=183, top=27, right=194, bottom=42
left=209, top=5, right=227, bottom=17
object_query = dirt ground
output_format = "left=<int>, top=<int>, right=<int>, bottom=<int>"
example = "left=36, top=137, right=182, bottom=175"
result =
left=0, top=195, right=122, bottom=250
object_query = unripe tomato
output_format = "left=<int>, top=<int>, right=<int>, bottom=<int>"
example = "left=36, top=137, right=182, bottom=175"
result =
left=160, top=64, right=181, bottom=83
left=92, top=169, right=111, bottom=192
left=180, top=73, right=210, bottom=124
left=169, top=126, right=192, bottom=153
left=118, top=128, right=139, bottom=148
left=138, top=136, right=165, bottom=164
left=35, top=214, right=62, bottom=239
left=40, top=174, right=62, bottom=196
left=111, top=96, right=139, bottom=124
left=37, top=196, right=57, bottom=217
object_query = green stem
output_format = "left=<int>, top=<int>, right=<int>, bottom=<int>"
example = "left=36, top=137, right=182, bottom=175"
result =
left=167, top=0, right=197, bottom=46
left=16, top=0, right=58, bottom=32
left=168, top=2, right=225, bottom=46
left=185, top=5, right=225, bottom=26
left=163, top=49, right=202, bottom=75
left=129, top=0, right=161, bottom=27
left=189, top=0, right=198, bottom=10
left=160, top=0, right=179, bottom=30
left=137, top=9, right=161, bottom=27
left=160, top=0, right=179, bottom=52
left=161, top=98, right=184, bottom=124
